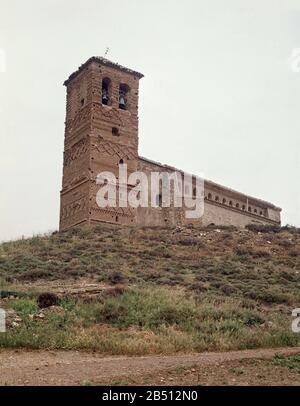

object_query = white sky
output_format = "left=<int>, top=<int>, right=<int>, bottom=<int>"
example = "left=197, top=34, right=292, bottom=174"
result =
left=0, top=0, right=299, bottom=241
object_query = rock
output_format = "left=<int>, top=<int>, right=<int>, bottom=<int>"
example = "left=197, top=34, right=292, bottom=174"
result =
left=6, top=309, right=22, bottom=329
left=33, top=306, right=64, bottom=321
left=43, top=305, right=64, bottom=314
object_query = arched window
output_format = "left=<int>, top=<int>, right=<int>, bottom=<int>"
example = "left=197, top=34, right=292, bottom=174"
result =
left=248, top=206, right=252, bottom=212
left=102, top=78, right=111, bottom=105
left=254, top=208, right=257, bottom=213
left=208, top=193, right=212, bottom=200
left=156, top=194, right=162, bottom=207
left=242, top=205, right=246, bottom=210
left=119, top=84, right=130, bottom=110
left=215, top=196, right=219, bottom=202
left=193, top=187, right=197, bottom=198
left=119, top=159, right=124, bottom=165
left=222, top=198, right=226, bottom=204
left=260, top=211, right=263, bottom=216
left=229, top=200, right=233, bottom=206
left=236, top=203, right=240, bottom=209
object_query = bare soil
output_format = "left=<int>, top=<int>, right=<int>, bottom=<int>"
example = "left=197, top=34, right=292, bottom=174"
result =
left=1, top=347, right=300, bottom=386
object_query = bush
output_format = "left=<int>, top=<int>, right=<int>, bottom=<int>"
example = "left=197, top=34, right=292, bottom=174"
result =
left=10, top=299, right=38, bottom=317
left=288, top=249, right=299, bottom=257
left=37, top=292, right=59, bottom=308
left=18, top=269, right=54, bottom=281
left=104, top=285, right=128, bottom=297
left=246, top=224, right=281, bottom=233
left=278, top=239, right=293, bottom=248
left=273, top=354, right=300, bottom=373
left=177, top=238, right=199, bottom=247
left=107, top=271, right=126, bottom=285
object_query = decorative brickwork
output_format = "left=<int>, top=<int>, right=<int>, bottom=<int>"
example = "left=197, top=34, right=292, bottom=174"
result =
left=60, top=57, right=281, bottom=230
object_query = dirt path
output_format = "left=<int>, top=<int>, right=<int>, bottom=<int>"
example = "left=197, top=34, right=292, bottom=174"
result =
left=1, top=347, right=300, bottom=386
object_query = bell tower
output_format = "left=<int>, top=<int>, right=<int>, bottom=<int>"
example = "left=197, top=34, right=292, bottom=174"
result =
left=59, top=57, right=144, bottom=230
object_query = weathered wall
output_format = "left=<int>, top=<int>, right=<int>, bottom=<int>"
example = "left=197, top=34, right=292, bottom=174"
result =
left=60, top=57, right=281, bottom=231
left=60, top=58, right=142, bottom=229
left=202, top=200, right=271, bottom=227
left=136, top=157, right=280, bottom=227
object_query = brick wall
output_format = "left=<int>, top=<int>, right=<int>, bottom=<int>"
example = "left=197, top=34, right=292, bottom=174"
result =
left=60, top=57, right=281, bottom=231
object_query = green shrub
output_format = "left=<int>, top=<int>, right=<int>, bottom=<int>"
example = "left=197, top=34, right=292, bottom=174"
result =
left=10, top=299, right=38, bottom=317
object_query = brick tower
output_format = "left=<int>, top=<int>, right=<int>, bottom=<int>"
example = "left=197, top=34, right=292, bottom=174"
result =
left=60, top=57, right=144, bottom=230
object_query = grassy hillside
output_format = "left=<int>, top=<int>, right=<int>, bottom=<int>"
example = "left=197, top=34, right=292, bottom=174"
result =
left=0, top=223, right=299, bottom=354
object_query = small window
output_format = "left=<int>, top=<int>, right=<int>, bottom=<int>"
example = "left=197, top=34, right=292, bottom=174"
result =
left=229, top=200, right=233, bottom=206
left=208, top=193, right=212, bottom=200
left=80, top=98, right=85, bottom=107
left=222, top=198, right=226, bottom=204
left=102, top=78, right=111, bottom=105
left=119, top=84, right=129, bottom=110
left=254, top=208, right=257, bottom=213
left=236, top=203, right=240, bottom=209
left=242, top=205, right=246, bottom=210
left=193, top=187, right=197, bottom=198
left=112, top=127, right=120, bottom=136
left=215, top=196, right=219, bottom=202
left=119, top=159, right=124, bottom=165
left=248, top=206, right=252, bottom=212
left=260, top=211, right=263, bottom=216
left=156, top=194, right=163, bottom=207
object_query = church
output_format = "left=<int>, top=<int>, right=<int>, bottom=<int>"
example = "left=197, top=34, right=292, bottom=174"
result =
left=59, top=57, right=281, bottom=231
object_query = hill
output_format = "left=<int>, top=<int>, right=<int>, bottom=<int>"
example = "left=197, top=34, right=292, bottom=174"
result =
left=0, top=223, right=299, bottom=354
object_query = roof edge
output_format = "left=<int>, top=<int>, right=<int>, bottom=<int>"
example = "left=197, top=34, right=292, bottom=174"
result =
left=64, top=56, right=144, bottom=86
left=138, top=156, right=281, bottom=211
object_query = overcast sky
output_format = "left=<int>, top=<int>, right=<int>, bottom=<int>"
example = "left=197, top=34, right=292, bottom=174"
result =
left=0, top=0, right=299, bottom=241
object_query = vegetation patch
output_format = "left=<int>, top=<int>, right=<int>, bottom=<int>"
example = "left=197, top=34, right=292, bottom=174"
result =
left=0, top=224, right=299, bottom=354
left=273, top=354, right=300, bottom=374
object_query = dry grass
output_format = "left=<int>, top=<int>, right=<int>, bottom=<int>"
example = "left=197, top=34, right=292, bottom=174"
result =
left=0, top=224, right=300, bottom=354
